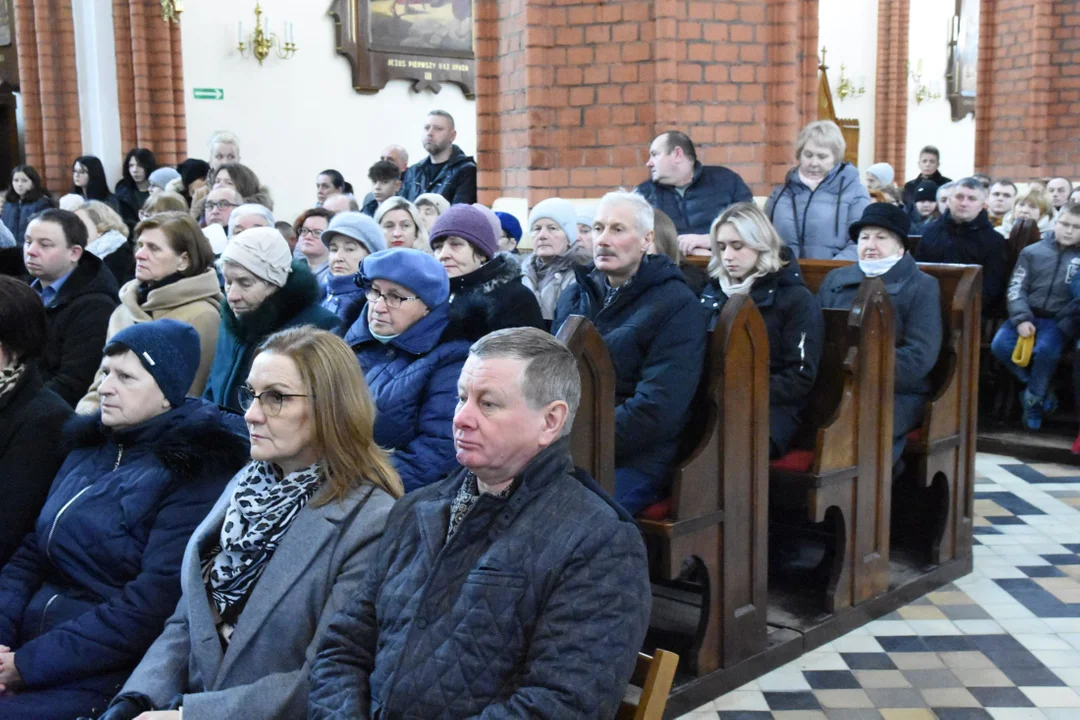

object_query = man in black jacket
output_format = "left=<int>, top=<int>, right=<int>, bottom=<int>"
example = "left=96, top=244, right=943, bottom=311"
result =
left=913, top=177, right=1007, bottom=312
left=22, top=209, right=118, bottom=405
left=635, top=131, right=753, bottom=257
left=902, top=145, right=952, bottom=209
left=399, top=110, right=477, bottom=205
left=553, top=191, right=708, bottom=515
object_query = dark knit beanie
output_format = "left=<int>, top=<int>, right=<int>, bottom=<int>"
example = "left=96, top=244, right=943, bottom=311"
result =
left=914, top=180, right=939, bottom=204
left=428, top=204, right=499, bottom=260
left=104, top=318, right=201, bottom=408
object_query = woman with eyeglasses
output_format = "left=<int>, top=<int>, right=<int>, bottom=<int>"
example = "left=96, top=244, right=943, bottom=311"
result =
left=293, top=207, right=334, bottom=291
left=344, top=248, right=477, bottom=492
left=203, top=227, right=339, bottom=412
left=97, top=327, right=401, bottom=720
left=70, top=156, right=122, bottom=215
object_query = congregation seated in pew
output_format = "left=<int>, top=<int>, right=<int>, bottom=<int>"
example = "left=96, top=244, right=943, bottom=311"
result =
left=699, top=202, right=824, bottom=459
left=818, top=203, right=943, bottom=464
left=553, top=191, right=709, bottom=515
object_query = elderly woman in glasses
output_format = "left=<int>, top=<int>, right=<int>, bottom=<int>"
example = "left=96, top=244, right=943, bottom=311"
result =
left=98, top=327, right=401, bottom=720
left=343, top=248, right=480, bottom=492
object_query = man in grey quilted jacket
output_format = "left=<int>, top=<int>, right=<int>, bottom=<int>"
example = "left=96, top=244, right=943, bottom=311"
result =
left=309, top=327, right=651, bottom=719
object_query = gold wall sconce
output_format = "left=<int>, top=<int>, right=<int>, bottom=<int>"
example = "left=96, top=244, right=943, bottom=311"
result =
left=836, top=63, right=866, bottom=101
left=237, top=2, right=297, bottom=65
left=160, top=0, right=183, bottom=24
left=908, top=59, right=942, bottom=105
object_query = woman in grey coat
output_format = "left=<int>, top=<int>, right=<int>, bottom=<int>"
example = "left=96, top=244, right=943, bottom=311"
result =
left=521, top=197, right=592, bottom=323
left=96, top=328, right=402, bottom=720
left=765, top=120, right=871, bottom=260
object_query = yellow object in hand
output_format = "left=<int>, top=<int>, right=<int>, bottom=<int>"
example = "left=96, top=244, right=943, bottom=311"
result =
left=1012, top=333, right=1035, bottom=368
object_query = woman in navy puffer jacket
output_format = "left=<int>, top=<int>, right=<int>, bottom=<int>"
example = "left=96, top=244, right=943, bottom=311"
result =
left=345, top=248, right=476, bottom=493
left=0, top=320, right=249, bottom=720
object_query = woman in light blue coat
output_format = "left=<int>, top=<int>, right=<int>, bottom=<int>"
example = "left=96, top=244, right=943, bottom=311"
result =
left=97, top=327, right=402, bottom=720
left=765, top=120, right=871, bottom=260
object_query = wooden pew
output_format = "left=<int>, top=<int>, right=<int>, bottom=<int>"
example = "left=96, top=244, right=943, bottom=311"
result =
left=555, top=315, right=617, bottom=496
left=799, top=260, right=981, bottom=566
left=618, top=650, right=679, bottom=720
left=769, top=277, right=895, bottom=614
left=640, top=295, right=770, bottom=675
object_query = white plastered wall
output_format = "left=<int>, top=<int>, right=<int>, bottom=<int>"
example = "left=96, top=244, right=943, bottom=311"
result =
left=179, top=0, right=476, bottom=222
left=817, top=0, right=878, bottom=176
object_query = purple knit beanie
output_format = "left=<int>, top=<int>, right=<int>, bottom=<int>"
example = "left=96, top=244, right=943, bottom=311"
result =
left=428, top=204, right=498, bottom=260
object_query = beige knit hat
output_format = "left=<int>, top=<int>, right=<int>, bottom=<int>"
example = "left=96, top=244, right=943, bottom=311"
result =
left=220, top=227, right=293, bottom=287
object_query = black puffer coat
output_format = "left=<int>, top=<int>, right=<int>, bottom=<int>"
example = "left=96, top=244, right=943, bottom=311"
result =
left=700, top=251, right=824, bottom=458
left=447, top=253, right=545, bottom=337
left=914, top=209, right=1006, bottom=311
left=399, top=145, right=477, bottom=205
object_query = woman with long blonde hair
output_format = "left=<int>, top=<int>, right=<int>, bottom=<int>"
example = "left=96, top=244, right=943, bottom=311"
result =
left=700, top=202, right=824, bottom=458
left=100, top=326, right=401, bottom=720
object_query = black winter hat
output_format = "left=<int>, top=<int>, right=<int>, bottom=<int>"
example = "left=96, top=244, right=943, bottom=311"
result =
left=848, top=202, right=911, bottom=241
left=914, top=180, right=939, bottom=203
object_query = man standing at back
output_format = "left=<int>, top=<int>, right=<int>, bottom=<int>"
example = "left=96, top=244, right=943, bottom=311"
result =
left=914, top=177, right=1007, bottom=311
left=399, top=110, right=477, bottom=205
left=636, top=131, right=753, bottom=257
left=553, top=191, right=708, bottom=515
left=22, top=208, right=118, bottom=405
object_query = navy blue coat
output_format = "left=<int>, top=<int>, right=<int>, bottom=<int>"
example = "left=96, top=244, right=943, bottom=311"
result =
left=345, top=301, right=471, bottom=493
left=0, top=399, right=248, bottom=705
left=308, top=439, right=651, bottom=720
left=700, top=252, right=824, bottom=458
left=913, top=209, right=1007, bottom=312
left=635, top=162, right=753, bottom=235
left=322, top=272, right=366, bottom=323
left=553, top=255, right=709, bottom=507
left=204, top=261, right=340, bottom=411
left=1, top=195, right=51, bottom=245
left=817, top=254, right=943, bottom=458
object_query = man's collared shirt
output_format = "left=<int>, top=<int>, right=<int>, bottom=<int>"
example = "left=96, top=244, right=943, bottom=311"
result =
left=31, top=267, right=76, bottom=308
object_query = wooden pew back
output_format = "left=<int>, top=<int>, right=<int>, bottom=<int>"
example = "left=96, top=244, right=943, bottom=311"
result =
left=555, top=316, right=617, bottom=497
left=618, top=650, right=679, bottom=720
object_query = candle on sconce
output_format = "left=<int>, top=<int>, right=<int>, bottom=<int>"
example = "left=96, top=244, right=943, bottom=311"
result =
left=290, top=22, right=295, bottom=44
left=237, top=20, right=243, bottom=45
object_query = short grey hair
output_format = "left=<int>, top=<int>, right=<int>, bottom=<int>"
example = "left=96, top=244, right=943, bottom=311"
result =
left=936, top=181, right=957, bottom=201
left=228, top=203, right=275, bottom=237
left=954, top=177, right=987, bottom=196
left=794, top=120, right=846, bottom=164
left=469, top=327, right=581, bottom=438
left=597, top=190, right=654, bottom=235
left=428, top=109, right=455, bottom=130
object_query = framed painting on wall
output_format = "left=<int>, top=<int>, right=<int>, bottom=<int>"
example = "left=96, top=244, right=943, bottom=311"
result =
left=946, top=0, right=977, bottom=121
left=329, top=0, right=475, bottom=97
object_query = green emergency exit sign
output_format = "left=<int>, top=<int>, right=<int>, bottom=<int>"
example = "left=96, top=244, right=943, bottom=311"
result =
left=193, top=88, right=224, bottom=100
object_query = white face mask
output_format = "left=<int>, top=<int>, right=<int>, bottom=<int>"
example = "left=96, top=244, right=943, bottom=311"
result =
left=858, top=253, right=904, bottom=277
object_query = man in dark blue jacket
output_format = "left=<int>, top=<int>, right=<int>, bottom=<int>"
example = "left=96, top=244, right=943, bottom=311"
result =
left=553, top=191, right=709, bottom=515
left=309, top=328, right=650, bottom=720
left=399, top=110, right=477, bottom=205
left=635, top=131, right=753, bottom=256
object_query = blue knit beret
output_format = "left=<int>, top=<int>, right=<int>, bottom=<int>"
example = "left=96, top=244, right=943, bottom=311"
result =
left=360, top=248, right=449, bottom=308
left=104, top=318, right=201, bottom=408
left=495, top=211, right=523, bottom=243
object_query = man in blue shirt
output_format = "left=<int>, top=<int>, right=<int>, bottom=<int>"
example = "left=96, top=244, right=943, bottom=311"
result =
left=23, top=209, right=118, bottom=405
left=635, top=131, right=754, bottom=257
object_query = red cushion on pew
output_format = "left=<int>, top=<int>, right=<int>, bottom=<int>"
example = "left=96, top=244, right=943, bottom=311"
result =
left=907, top=430, right=920, bottom=442
left=769, top=449, right=815, bottom=473
left=638, top=498, right=672, bottom=520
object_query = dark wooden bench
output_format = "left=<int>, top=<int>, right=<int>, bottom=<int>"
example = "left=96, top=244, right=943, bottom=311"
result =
left=768, top=277, right=895, bottom=614
left=800, top=260, right=981, bottom=567
left=555, top=297, right=771, bottom=677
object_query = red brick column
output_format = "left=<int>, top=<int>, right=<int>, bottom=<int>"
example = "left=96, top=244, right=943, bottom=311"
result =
left=475, top=0, right=819, bottom=205
left=874, top=0, right=909, bottom=181
left=974, top=0, right=1079, bottom=179
left=113, top=0, right=187, bottom=165
left=13, top=0, right=82, bottom=193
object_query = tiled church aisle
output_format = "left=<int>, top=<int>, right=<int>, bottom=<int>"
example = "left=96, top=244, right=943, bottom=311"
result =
left=679, top=453, right=1080, bottom=720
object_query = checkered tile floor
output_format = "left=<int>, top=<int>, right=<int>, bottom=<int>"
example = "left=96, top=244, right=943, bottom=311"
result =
left=678, top=452, right=1080, bottom=720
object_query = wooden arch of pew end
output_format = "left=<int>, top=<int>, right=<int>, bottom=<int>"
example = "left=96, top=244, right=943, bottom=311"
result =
left=555, top=315, right=617, bottom=496
left=618, top=650, right=679, bottom=720
left=638, top=294, right=770, bottom=677
left=768, top=276, right=895, bottom=618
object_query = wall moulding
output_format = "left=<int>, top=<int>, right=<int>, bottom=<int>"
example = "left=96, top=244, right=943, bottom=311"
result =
left=328, top=0, right=475, bottom=98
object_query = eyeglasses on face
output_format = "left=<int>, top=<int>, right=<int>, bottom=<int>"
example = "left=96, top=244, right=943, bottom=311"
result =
left=238, top=386, right=311, bottom=416
left=298, top=227, right=325, bottom=238
left=365, top=288, right=420, bottom=309
left=205, top=201, right=240, bottom=211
